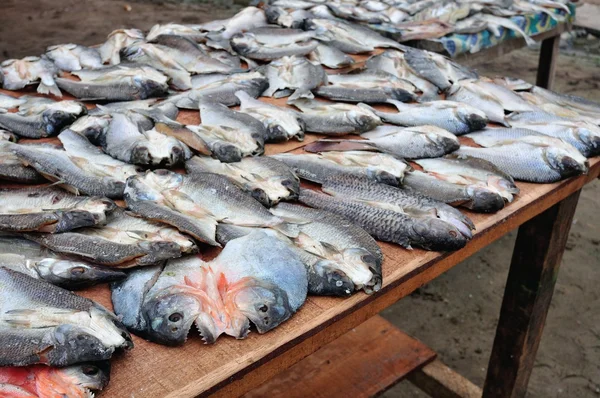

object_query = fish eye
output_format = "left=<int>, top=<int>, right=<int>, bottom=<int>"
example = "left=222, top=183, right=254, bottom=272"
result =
left=361, top=254, right=376, bottom=265
left=449, top=230, right=458, bottom=238
left=70, top=267, right=86, bottom=275
left=258, top=305, right=268, bottom=313
left=82, top=365, right=99, bottom=376
left=169, top=312, right=183, bottom=323
left=281, top=179, right=294, bottom=187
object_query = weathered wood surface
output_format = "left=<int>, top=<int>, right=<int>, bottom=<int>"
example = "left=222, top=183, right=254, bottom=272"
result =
left=244, top=315, right=436, bottom=398
left=483, top=190, right=582, bottom=398
left=408, top=359, right=483, bottom=398
left=1, top=82, right=598, bottom=398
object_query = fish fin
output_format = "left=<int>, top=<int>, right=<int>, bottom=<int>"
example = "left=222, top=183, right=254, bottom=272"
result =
left=271, top=222, right=300, bottom=238
left=386, top=99, right=409, bottom=111
left=37, top=82, right=62, bottom=97
left=2, top=308, right=79, bottom=328
left=304, top=140, right=377, bottom=153
left=288, top=89, right=314, bottom=102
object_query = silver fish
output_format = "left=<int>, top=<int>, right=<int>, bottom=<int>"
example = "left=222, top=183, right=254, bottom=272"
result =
left=308, top=43, right=355, bottom=69
left=197, top=6, right=268, bottom=41
left=0, top=143, right=52, bottom=184
left=0, top=93, right=27, bottom=110
left=447, top=81, right=508, bottom=126
left=0, top=129, right=17, bottom=142
left=468, top=78, right=538, bottom=113
left=236, top=90, right=304, bottom=142
left=231, top=26, right=319, bottom=60
left=291, top=99, right=382, bottom=135
left=0, top=235, right=125, bottom=289
left=265, top=6, right=312, bottom=29
left=0, top=186, right=115, bottom=233
left=186, top=156, right=300, bottom=207
left=0, top=100, right=87, bottom=138
left=271, top=151, right=409, bottom=186
left=26, top=208, right=196, bottom=268
left=262, top=56, right=327, bottom=102
left=1, top=56, right=61, bottom=97
left=299, top=188, right=468, bottom=251
left=314, top=70, right=418, bottom=104
left=403, top=48, right=477, bottom=91
left=146, top=24, right=206, bottom=42
left=98, top=28, right=144, bottom=64
left=530, top=86, right=600, bottom=116
left=0, top=267, right=132, bottom=367
left=369, top=99, right=488, bottom=135
left=45, top=44, right=102, bottom=72
left=111, top=230, right=306, bottom=344
left=477, top=14, right=536, bottom=46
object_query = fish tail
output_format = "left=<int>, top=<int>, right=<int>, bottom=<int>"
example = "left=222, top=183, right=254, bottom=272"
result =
left=38, top=82, right=62, bottom=97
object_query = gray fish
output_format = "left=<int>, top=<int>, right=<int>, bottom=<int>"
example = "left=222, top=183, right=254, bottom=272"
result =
left=447, top=81, right=508, bottom=126
left=271, top=203, right=383, bottom=294
left=184, top=125, right=251, bottom=163
left=111, top=230, right=306, bottom=345
left=1, top=56, right=61, bottom=96
left=369, top=100, right=488, bottom=135
left=45, top=43, right=102, bottom=72
left=56, top=73, right=169, bottom=102
left=306, top=18, right=405, bottom=53
left=365, top=50, right=441, bottom=100
left=197, top=6, right=268, bottom=41
left=168, top=71, right=268, bottom=108
left=262, top=56, right=327, bottom=102
left=404, top=48, right=477, bottom=91
left=308, top=43, right=355, bottom=69
left=66, top=114, right=112, bottom=143
left=477, top=14, right=536, bottom=46
left=291, top=99, right=382, bottom=135
left=0, top=142, right=47, bottom=184
left=466, top=78, right=538, bottom=113
left=231, top=26, right=319, bottom=60
left=455, top=142, right=588, bottom=183
left=314, top=70, right=418, bottom=104
left=491, top=76, right=534, bottom=92
left=265, top=6, right=312, bottom=28
left=0, top=235, right=125, bottom=289
left=505, top=114, right=600, bottom=157
left=0, top=129, right=17, bottom=142
left=186, top=156, right=300, bottom=207
left=236, top=90, right=304, bottom=142
left=0, top=93, right=27, bottom=110
left=530, top=86, right=600, bottom=116
left=146, top=24, right=206, bottom=42
left=305, top=124, right=460, bottom=158
left=26, top=208, right=196, bottom=268
left=98, top=28, right=145, bottom=64
left=0, top=186, right=116, bottom=233
left=299, top=188, right=467, bottom=251
left=321, top=174, right=474, bottom=238
left=0, top=267, right=132, bottom=367
left=6, top=142, right=127, bottom=198
left=0, top=100, right=87, bottom=138
left=271, top=151, right=409, bottom=186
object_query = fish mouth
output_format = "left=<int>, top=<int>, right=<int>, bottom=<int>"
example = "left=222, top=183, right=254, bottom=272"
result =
left=465, top=114, right=488, bottom=132
left=466, top=186, right=505, bottom=213
left=364, top=271, right=382, bottom=294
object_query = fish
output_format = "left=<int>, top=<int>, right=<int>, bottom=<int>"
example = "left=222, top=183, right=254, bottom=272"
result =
left=467, top=78, right=538, bottom=113
left=197, top=6, right=268, bottom=43
left=236, top=90, right=304, bottom=142
left=454, top=142, right=588, bottom=183
left=367, top=100, right=488, bottom=135
left=26, top=208, right=196, bottom=268
left=125, top=170, right=299, bottom=243
left=305, top=18, right=405, bottom=53
left=0, top=129, right=17, bottom=142
left=412, top=0, right=470, bottom=23
left=231, top=26, right=319, bottom=60
left=377, top=19, right=454, bottom=42
left=58, top=69, right=170, bottom=101
left=0, top=100, right=87, bottom=138
left=299, top=188, right=467, bottom=251
left=530, top=86, right=600, bottom=116
left=321, top=174, right=474, bottom=238
left=95, top=113, right=191, bottom=166
left=491, top=76, right=534, bottom=92
left=0, top=267, right=133, bottom=367
left=365, top=50, right=441, bottom=100
left=0, top=235, right=125, bottom=289
left=1, top=56, right=61, bottom=96
left=265, top=6, right=312, bottom=29
left=453, top=14, right=490, bottom=34
left=291, top=99, right=382, bottom=135
left=185, top=125, right=254, bottom=163
left=261, top=56, right=327, bottom=102
left=0, top=362, right=110, bottom=398
left=0, top=186, right=115, bottom=233
left=98, top=28, right=145, bottom=64
left=506, top=113, right=600, bottom=157
left=146, top=23, right=206, bottom=42
left=147, top=34, right=242, bottom=75
left=71, top=63, right=168, bottom=88
left=0, top=93, right=27, bottom=110
left=314, top=70, right=418, bottom=104
left=168, top=71, right=268, bottom=108
left=186, top=156, right=300, bottom=207
left=446, top=81, right=509, bottom=126
left=308, top=43, right=355, bottom=69
left=476, top=14, right=536, bottom=46
left=66, top=114, right=112, bottom=143
left=111, top=230, right=307, bottom=345
left=0, top=143, right=51, bottom=184
left=403, top=48, right=478, bottom=91
left=305, top=124, right=460, bottom=159
left=5, top=142, right=127, bottom=198
left=44, top=44, right=102, bottom=72
left=271, top=151, right=410, bottom=186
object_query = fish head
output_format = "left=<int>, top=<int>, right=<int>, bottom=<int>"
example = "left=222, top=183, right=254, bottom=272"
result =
left=465, top=185, right=505, bottom=213
left=133, top=75, right=169, bottom=100
left=60, top=361, right=111, bottom=392
left=35, top=259, right=126, bottom=289
left=340, top=247, right=382, bottom=293
left=230, top=33, right=258, bottom=56
left=351, top=107, right=382, bottom=132
left=79, top=197, right=117, bottom=224
left=231, top=280, right=293, bottom=333
left=143, top=292, right=202, bottom=346
left=457, top=108, right=488, bottom=132
left=69, top=115, right=111, bottom=143
left=144, top=169, right=184, bottom=191
left=575, top=127, right=600, bottom=156
left=309, top=259, right=355, bottom=296
left=410, top=218, right=467, bottom=251
left=212, top=141, right=243, bottom=163
left=49, top=324, right=120, bottom=364
left=424, top=129, right=460, bottom=152
left=42, top=108, right=84, bottom=136
left=544, top=146, right=588, bottom=178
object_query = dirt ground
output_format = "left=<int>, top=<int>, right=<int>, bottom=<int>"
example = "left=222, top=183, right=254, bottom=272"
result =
left=0, top=2, right=598, bottom=397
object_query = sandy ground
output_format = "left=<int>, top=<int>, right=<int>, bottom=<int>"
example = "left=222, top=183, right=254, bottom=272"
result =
left=0, top=2, right=598, bottom=397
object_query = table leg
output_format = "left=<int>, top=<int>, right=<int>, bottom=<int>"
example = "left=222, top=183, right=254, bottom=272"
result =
left=536, top=35, right=560, bottom=90
left=482, top=190, right=581, bottom=398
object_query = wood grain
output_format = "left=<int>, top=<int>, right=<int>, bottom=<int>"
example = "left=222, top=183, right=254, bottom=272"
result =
left=243, top=315, right=436, bottom=398
left=408, top=359, right=483, bottom=398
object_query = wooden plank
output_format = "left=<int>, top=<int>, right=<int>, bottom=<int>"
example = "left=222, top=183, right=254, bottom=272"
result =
left=536, top=35, right=561, bottom=89
left=244, top=315, right=436, bottom=398
left=483, top=190, right=582, bottom=398
left=409, top=359, right=483, bottom=398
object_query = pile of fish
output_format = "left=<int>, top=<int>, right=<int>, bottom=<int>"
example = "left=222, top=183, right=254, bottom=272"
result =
left=0, top=4, right=597, bottom=395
